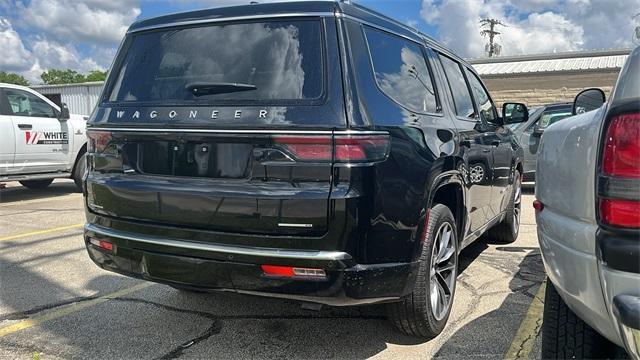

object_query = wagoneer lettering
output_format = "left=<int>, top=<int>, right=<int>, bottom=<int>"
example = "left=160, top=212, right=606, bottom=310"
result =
left=110, top=108, right=269, bottom=121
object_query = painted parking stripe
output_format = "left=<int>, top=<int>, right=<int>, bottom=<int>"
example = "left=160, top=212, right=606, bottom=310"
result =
left=0, top=223, right=83, bottom=242
left=0, top=282, right=152, bottom=338
left=505, top=280, right=546, bottom=359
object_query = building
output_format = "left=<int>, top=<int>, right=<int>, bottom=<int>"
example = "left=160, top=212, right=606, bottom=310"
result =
left=31, top=81, right=104, bottom=116
left=470, top=48, right=631, bottom=107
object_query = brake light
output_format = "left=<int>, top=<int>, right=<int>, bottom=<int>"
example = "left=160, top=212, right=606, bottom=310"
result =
left=599, top=199, right=640, bottom=228
left=272, top=133, right=390, bottom=163
left=602, top=113, right=640, bottom=178
left=87, top=131, right=113, bottom=153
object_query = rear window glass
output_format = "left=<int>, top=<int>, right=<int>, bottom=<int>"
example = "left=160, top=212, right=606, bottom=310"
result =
left=106, top=20, right=324, bottom=104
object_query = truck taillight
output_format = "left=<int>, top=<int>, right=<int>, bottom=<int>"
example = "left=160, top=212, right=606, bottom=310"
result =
left=602, top=113, right=640, bottom=178
left=87, top=131, right=113, bottom=153
left=272, top=133, right=390, bottom=163
left=599, top=111, right=640, bottom=229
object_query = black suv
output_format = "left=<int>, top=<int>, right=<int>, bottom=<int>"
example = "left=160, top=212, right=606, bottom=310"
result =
left=84, top=1, right=528, bottom=338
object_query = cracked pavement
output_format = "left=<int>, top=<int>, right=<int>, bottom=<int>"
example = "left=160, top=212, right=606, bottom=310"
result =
left=0, top=180, right=544, bottom=359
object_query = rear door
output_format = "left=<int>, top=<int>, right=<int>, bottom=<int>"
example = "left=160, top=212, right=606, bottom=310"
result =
left=5, top=88, right=69, bottom=174
left=436, top=53, right=494, bottom=232
left=86, top=17, right=348, bottom=239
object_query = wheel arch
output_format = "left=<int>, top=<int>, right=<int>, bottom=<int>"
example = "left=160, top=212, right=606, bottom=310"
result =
left=72, top=142, right=87, bottom=174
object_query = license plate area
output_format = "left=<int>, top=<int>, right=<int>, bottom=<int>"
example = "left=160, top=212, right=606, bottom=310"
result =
left=136, top=140, right=253, bottom=179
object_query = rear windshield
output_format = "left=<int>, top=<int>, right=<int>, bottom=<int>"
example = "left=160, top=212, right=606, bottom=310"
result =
left=105, top=20, right=324, bottom=104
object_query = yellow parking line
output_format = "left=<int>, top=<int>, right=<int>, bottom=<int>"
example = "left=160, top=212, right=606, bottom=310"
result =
left=505, top=281, right=547, bottom=359
left=0, top=223, right=83, bottom=242
left=0, top=282, right=152, bottom=338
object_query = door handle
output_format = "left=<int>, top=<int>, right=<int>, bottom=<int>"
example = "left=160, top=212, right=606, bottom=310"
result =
left=491, top=140, right=501, bottom=147
left=18, top=124, right=32, bottom=130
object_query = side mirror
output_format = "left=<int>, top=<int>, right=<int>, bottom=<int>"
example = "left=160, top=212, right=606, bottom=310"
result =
left=572, top=88, right=605, bottom=115
left=532, top=125, right=544, bottom=137
left=502, top=102, right=529, bottom=124
left=58, top=103, right=70, bottom=121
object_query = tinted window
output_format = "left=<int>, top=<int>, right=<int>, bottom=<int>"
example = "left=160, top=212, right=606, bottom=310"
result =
left=5, top=89, right=56, bottom=118
left=536, top=107, right=572, bottom=130
left=364, top=27, right=438, bottom=113
left=106, top=20, right=323, bottom=103
left=439, top=55, right=475, bottom=118
left=464, top=68, right=497, bottom=123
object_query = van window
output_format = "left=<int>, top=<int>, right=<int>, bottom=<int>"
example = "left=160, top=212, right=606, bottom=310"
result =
left=438, top=54, right=475, bottom=119
left=364, top=27, right=438, bottom=114
left=106, top=20, right=324, bottom=104
left=464, top=68, right=497, bottom=123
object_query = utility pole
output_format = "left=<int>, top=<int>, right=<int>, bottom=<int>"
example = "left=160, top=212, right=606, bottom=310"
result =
left=480, top=18, right=506, bottom=57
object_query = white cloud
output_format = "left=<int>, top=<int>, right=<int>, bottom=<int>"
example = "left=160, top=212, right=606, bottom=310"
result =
left=15, top=0, right=141, bottom=44
left=0, top=18, right=32, bottom=72
left=420, top=0, right=640, bottom=58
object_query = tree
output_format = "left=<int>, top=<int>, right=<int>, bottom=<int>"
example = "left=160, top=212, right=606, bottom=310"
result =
left=85, top=70, right=107, bottom=82
left=41, top=69, right=86, bottom=85
left=0, top=71, right=29, bottom=86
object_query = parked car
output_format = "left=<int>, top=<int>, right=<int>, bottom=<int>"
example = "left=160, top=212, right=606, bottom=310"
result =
left=83, top=1, right=529, bottom=338
left=508, top=103, right=573, bottom=181
left=536, top=45, right=640, bottom=358
left=0, top=83, right=87, bottom=189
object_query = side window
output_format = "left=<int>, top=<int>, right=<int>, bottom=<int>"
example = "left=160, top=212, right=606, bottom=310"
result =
left=464, top=68, right=498, bottom=123
left=438, top=54, right=475, bottom=119
left=4, top=89, right=56, bottom=118
left=537, top=108, right=573, bottom=130
left=364, top=27, right=438, bottom=114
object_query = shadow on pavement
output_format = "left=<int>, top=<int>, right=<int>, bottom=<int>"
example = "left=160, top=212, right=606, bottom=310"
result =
left=0, top=180, right=79, bottom=204
left=435, top=245, right=545, bottom=358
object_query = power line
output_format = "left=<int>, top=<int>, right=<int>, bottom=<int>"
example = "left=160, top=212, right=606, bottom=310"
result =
left=480, top=18, right=507, bottom=57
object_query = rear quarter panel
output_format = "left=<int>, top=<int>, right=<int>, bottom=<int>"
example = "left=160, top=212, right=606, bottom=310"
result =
left=535, top=106, right=620, bottom=342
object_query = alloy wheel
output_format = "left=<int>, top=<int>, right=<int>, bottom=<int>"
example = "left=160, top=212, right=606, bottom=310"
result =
left=429, top=222, right=457, bottom=321
left=513, top=174, right=522, bottom=234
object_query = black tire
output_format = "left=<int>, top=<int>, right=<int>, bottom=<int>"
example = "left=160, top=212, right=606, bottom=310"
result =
left=387, top=203, right=458, bottom=338
left=72, top=152, right=87, bottom=191
left=19, top=179, right=53, bottom=189
left=488, top=169, right=521, bottom=244
left=542, top=280, right=615, bottom=359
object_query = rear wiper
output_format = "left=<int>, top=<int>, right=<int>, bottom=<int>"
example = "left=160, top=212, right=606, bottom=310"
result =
left=185, top=82, right=257, bottom=96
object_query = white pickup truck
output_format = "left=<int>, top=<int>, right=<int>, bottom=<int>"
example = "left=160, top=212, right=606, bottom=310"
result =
left=0, top=83, right=87, bottom=190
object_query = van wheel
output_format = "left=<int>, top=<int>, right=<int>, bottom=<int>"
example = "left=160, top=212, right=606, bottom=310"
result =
left=19, top=179, right=53, bottom=189
left=488, top=169, right=521, bottom=243
left=542, top=280, right=615, bottom=359
left=387, top=204, right=457, bottom=338
left=72, top=152, right=86, bottom=190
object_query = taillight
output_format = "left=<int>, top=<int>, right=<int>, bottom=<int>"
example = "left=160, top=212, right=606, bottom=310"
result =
left=599, top=199, right=640, bottom=228
left=599, top=110, right=640, bottom=229
left=87, top=131, right=113, bottom=153
left=602, top=113, right=640, bottom=178
left=272, top=133, right=390, bottom=163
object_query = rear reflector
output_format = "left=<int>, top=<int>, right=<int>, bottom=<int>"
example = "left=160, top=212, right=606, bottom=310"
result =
left=89, top=237, right=114, bottom=251
left=602, top=112, right=640, bottom=178
left=533, top=200, right=544, bottom=212
left=599, top=199, right=640, bottom=228
left=272, top=133, right=390, bottom=163
left=260, top=265, right=326, bottom=278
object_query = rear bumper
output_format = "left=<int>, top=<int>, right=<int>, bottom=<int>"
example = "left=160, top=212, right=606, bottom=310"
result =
left=84, top=223, right=419, bottom=306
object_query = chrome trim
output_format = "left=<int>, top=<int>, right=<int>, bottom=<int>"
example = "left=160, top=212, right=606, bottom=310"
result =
left=278, top=223, right=313, bottom=228
left=86, top=127, right=388, bottom=135
left=85, top=223, right=352, bottom=261
left=128, top=12, right=337, bottom=33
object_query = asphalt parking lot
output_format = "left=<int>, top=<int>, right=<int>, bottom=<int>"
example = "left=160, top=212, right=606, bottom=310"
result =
left=0, top=180, right=545, bottom=359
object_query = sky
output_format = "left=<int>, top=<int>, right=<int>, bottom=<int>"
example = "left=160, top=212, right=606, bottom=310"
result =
left=1, top=0, right=639, bottom=84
